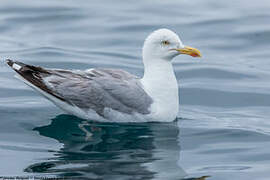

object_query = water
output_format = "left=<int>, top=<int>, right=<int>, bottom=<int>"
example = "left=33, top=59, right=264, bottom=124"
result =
left=0, top=0, right=270, bottom=179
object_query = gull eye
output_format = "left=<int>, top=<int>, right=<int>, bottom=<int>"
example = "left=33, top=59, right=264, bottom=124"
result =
left=161, top=40, right=170, bottom=45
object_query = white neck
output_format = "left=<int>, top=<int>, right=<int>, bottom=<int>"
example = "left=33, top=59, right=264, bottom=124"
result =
left=140, top=58, right=179, bottom=121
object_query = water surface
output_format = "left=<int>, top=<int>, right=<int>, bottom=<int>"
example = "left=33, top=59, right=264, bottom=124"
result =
left=1, top=0, right=270, bottom=179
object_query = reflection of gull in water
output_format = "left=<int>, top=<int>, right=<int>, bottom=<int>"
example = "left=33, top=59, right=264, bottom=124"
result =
left=7, top=29, right=201, bottom=122
left=25, top=115, right=209, bottom=180
left=25, top=115, right=186, bottom=179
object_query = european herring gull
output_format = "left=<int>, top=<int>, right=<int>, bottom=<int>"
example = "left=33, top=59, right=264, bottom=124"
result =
left=6, top=28, right=201, bottom=122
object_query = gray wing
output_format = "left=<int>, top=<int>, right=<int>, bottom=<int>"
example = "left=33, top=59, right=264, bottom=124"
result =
left=6, top=60, right=153, bottom=117
left=46, top=68, right=153, bottom=116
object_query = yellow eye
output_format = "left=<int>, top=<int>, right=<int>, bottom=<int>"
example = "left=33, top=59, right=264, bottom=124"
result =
left=161, top=40, right=170, bottom=45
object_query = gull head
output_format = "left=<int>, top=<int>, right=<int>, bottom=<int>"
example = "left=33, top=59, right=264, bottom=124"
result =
left=143, top=28, right=201, bottom=61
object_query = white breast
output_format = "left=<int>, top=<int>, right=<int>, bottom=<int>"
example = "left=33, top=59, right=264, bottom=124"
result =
left=140, top=61, right=179, bottom=122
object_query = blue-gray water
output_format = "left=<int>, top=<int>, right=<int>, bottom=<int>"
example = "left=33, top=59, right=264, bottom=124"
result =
left=0, top=0, right=270, bottom=179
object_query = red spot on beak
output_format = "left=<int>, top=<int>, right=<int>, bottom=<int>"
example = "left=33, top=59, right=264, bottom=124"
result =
left=191, top=53, right=199, bottom=57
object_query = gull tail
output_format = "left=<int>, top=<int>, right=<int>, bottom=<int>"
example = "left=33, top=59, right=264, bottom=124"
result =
left=6, top=59, right=50, bottom=90
left=6, top=59, right=65, bottom=101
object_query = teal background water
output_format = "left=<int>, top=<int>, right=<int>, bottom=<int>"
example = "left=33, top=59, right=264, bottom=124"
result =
left=1, top=0, right=270, bottom=179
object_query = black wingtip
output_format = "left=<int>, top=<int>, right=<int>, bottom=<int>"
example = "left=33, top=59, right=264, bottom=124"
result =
left=6, top=59, right=14, bottom=67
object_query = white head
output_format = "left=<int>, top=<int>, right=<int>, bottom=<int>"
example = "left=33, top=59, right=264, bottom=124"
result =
left=142, top=29, right=201, bottom=62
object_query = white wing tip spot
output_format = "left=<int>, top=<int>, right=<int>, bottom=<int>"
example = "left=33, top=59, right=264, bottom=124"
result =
left=12, top=63, right=22, bottom=71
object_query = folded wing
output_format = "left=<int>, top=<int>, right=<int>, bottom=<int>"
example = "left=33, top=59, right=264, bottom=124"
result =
left=7, top=60, right=153, bottom=117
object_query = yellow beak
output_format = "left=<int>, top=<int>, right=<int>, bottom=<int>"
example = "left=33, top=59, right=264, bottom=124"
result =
left=175, top=46, right=201, bottom=57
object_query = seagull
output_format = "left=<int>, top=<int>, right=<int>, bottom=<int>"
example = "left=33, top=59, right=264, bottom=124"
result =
left=6, top=28, right=201, bottom=122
